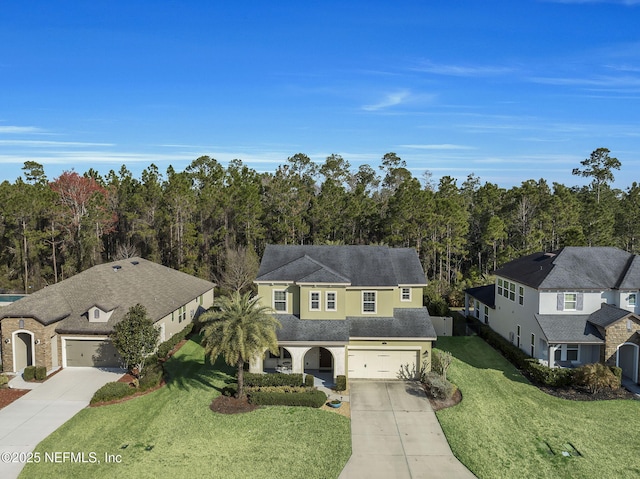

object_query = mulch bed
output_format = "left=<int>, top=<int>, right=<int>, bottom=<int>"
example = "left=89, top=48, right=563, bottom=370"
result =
left=0, top=388, right=30, bottom=410
left=426, top=387, right=463, bottom=411
left=536, top=384, right=635, bottom=401
left=209, top=395, right=260, bottom=414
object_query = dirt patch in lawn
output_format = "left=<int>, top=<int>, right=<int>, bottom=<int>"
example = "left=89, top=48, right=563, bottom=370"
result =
left=209, top=395, right=260, bottom=414
left=0, top=388, right=30, bottom=410
left=536, top=385, right=635, bottom=401
left=426, top=387, right=463, bottom=411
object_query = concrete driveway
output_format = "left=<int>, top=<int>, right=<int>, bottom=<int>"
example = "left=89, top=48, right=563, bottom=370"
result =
left=339, top=381, right=476, bottom=479
left=0, top=368, right=124, bottom=479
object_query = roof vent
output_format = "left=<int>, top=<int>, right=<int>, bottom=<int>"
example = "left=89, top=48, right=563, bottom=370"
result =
left=112, top=265, right=122, bottom=272
left=131, top=261, right=139, bottom=266
left=544, top=252, right=556, bottom=257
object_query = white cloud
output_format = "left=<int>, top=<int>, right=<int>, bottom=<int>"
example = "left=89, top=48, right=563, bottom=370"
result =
left=412, top=61, right=514, bottom=77
left=0, top=126, right=44, bottom=134
left=362, top=90, right=411, bottom=111
left=0, top=140, right=114, bottom=147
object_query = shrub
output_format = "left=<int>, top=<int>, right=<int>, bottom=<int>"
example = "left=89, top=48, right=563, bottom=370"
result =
left=35, top=366, right=47, bottom=381
left=23, top=366, right=36, bottom=381
left=243, top=372, right=304, bottom=387
left=424, top=371, right=456, bottom=400
left=0, top=375, right=8, bottom=387
left=525, top=360, right=575, bottom=387
left=221, top=384, right=238, bottom=397
left=304, top=374, right=315, bottom=387
left=139, top=362, right=164, bottom=390
left=432, top=350, right=453, bottom=380
left=156, top=322, right=194, bottom=359
left=574, top=363, right=619, bottom=394
left=90, top=382, right=134, bottom=404
left=248, top=388, right=326, bottom=407
left=610, top=366, right=622, bottom=388
left=335, top=375, right=347, bottom=392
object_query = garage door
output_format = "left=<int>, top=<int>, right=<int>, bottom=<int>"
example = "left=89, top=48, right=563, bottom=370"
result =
left=348, top=349, right=419, bottom=379
left=65, top=339, right=122, bottom=368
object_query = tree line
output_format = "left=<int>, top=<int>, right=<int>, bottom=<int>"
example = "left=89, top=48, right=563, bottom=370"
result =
left=0, top=148, right=634, bottom=304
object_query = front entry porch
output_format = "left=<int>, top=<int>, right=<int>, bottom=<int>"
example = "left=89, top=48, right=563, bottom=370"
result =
left=250, top=344, right=345, bottom=381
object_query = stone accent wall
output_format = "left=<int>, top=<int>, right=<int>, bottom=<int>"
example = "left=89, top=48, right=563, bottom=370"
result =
left=603, top=316, right=640, bottom=370
left=0, top=317, right=59, bottom=373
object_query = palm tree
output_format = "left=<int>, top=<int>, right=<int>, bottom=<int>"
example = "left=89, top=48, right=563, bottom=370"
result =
left=200, top=291, right=280, bottom=398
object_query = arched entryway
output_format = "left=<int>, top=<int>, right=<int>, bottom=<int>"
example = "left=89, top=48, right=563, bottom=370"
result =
left=264, top=346, right=293, bottom=372
left=304, top=347, right=334, bottom=387
left=13, top=331, right=34, bottom=372
left=617, top=343, right=639, bottom=384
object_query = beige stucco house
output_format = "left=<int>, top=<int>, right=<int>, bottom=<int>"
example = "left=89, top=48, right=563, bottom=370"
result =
left=465, top=246, right=640, bottom=384
left=251, top=245, right=437, bottom=381
left=0, top=258, right=215, bottom=373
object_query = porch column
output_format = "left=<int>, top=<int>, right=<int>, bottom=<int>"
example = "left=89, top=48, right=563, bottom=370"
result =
left=249, top=350, right=264, bottom=374
left=464, top=294, right=470, bottom=317
left=326, top=346, right=346, bottom=378
left=287, top=347, right=309, bottom=374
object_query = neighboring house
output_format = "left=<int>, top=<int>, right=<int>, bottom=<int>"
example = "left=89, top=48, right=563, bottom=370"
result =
left=252, top=245, right=437, bottom=380
left=0, top=258, right=215, bottom=373
left=464, top=246, right=640, bottom=384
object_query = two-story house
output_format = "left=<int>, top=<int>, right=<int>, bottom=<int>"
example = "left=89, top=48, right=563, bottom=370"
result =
left=252, top=245, right=437, bottom=380
left=465, top=246, right=640, bottom=384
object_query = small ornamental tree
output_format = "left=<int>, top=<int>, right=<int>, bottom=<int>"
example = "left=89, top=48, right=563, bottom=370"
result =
left=111, top=304, right=159, bottom=379
left=200, top=292, right=280, bottom=399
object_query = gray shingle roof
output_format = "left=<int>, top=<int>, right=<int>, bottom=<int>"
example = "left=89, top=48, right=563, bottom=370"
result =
left=274, top=314, right=350, bottom=342
left=496, top=247, right=635, bottom=290
left=274, top=308, right=436, bottom=342
left=586, top=303, right=633, bottom=328
left=465, top=285, right=495, bottom=308
left=349, top=308, right=437, bottom=339
left=535, top=314, right=604, bottom=343
left=256, top=245, right=426, bottom=287
left=0, top=258, right=215, bottom=334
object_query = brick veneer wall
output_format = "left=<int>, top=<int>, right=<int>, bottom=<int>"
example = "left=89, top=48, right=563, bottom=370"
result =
left=0, top=317, right=59, bottom=372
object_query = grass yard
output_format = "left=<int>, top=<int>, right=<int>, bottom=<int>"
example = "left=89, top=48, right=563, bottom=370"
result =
left=435, top=336, right=640, bottom=479
left=20, top=337, right=351, bottom=479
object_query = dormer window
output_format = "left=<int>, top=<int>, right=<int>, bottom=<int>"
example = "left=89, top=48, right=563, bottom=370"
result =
left=94, top=309, right=100, bottom=320
left=629, top=293, right=637, bottom=307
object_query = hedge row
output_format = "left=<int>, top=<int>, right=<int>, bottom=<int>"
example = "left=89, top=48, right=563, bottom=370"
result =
left=157, top=322, right=194, bottom=359
left=248, top=388, right=326, bottom=407
left=474, top=319, right=621, bottom=389
left=243, top=372, right=304, bottom=387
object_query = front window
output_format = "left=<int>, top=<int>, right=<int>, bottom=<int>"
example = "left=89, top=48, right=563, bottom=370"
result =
left=326, top=291, right=337, bottom=311
left=274, top=290, right=287, bottom=312
left=363, top=291, right=376, bottom=313
left=554, top=344, right=579, bottom=362
left=484, top=306, right=489, bottom=324
left=310, top=291, right=321, bottom=311
left=518, top=286, right=524, bottom=306
left=564, top=293, right=577, bottom=311
left=401, top=287, right=411, bottom=301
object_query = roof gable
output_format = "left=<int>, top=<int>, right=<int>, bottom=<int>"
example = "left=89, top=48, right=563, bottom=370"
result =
left=587, top=303, right=636, bottom=328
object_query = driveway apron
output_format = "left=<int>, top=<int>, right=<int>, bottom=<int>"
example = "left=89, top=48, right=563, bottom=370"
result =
left=0, top=368, right=124, bottom=479
left=339, top=381, right=476, bottom=479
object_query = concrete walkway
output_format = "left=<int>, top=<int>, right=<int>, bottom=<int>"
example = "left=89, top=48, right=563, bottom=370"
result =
left=339, top=381, right=476, bottom=479
left=0, top=368, right=124, bottom=479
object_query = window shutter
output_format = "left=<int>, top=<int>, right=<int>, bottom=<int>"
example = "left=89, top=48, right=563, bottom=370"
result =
left=557, top=293, right=564, bottom=311
left=576, top=293, right=584, bottom=311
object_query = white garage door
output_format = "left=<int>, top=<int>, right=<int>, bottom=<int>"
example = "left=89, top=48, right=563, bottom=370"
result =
left=65, top=339, right=122, bottom=368
left=348, top=349, right=419, bottom=379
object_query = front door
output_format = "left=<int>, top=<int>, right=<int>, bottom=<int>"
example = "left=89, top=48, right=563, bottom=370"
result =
left=618, top=343, right=639, bottom=383
left=319, top=347, right=332, bottom=370
left=14, top=332, right=33, bottom=371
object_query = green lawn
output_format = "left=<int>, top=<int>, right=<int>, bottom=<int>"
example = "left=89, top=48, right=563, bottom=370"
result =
left=435, top=336, right=640, bottom=479
left=20, top=337, right=351, bottom=479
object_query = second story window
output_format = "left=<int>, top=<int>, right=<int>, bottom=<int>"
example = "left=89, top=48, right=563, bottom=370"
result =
left=564, top=293, right=577, bottom=311
left=629, top=293, right=637, bottom=306
left=274, top=290, right=287, bottom=312
left=310, top=291, right=321, bottom=311
left=94, top=309, right=100, bottom=319
left=326, top=291, right=337, bottom=311
left=362, top=291, right=376, bottom=313
left=401, top=287, right=411, bottom=302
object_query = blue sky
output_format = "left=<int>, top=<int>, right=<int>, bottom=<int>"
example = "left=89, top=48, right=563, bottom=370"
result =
left=1, top=1, right=639, bottom=188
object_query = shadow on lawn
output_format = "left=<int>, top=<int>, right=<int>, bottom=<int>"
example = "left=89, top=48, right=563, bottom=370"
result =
left=165, top=343, right=235, bottom=393
left=435, top=336, right=530, bottom=385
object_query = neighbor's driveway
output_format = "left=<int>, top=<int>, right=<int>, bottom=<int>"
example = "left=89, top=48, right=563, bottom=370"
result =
left=339, top=381, right=476, bottom=479
left=0, top=368, right=124, bottom=479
